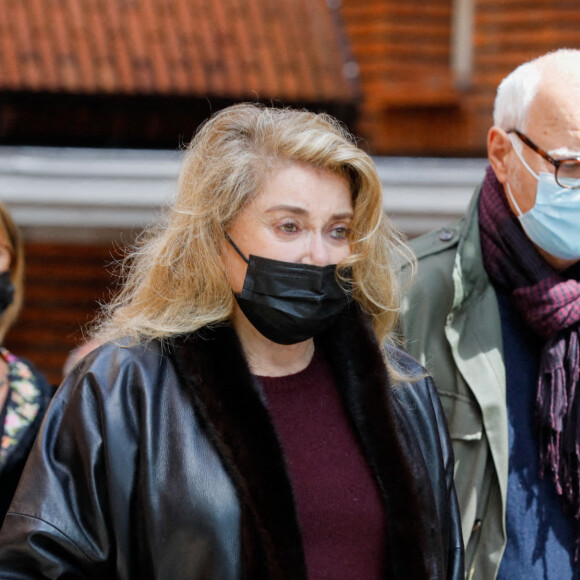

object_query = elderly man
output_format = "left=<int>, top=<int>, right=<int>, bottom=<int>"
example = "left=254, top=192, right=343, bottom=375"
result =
left=400, top=49, right=580, bottom=579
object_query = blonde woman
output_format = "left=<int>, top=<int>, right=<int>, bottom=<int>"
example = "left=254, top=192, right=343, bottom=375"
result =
left=0, top=104, right=463, bottom=579
left=0, top=203, right=52, bottom=524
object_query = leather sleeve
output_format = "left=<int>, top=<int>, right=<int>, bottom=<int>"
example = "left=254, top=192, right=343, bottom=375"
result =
left=0, top=344, right=145, bottom=579
left=389, top=346, right=465, bottom=580
left=427, top=375, right=466, bottom=580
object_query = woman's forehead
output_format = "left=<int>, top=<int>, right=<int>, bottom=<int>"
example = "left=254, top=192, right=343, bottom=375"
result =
left=251, top=164, right=352, bottom=212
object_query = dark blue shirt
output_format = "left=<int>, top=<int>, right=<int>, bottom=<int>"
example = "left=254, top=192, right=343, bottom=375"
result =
left=496, top=289, right=579, bottom=579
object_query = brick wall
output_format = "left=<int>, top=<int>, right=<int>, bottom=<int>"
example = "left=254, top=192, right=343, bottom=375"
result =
left=4, top=242, right=121, bottom=386
left=341, top=0, right=580, bottom=155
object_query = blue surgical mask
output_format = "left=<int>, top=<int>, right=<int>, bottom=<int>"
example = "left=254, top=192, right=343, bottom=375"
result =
left=507, top=139, right=580, bottom=261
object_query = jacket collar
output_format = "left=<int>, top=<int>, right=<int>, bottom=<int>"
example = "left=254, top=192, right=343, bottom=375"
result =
left=168, top=305, right=443, bottom=579
left=451, top=183, right=491, bottom=314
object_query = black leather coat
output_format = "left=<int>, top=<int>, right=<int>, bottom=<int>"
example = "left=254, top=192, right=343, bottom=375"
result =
left=0, top=306, right=463, bottom=579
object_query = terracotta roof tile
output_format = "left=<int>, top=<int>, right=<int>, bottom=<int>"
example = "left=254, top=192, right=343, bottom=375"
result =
left=106, top=0, right=135, bottom=93
left=0, top=10, right=20, bottom=88
left=230, top=0, right=259, bottom=92
left=68, top=0, right=97, bottom=91
left=13, top=4, right=39, bottom=87
left=28, top=0, right=57, bottom=88
left=175, top=0, right=206, bottom=92
left=0, top=0, right=359, bottom=105
left=244, top=0, right=277, bottom=97
left=148, top=0, right=174, bottom=93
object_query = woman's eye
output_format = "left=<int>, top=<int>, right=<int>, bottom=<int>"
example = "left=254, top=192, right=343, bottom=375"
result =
left=280, top=222, right=299, bottom=233
left=331, top=226, right=350, bottom=240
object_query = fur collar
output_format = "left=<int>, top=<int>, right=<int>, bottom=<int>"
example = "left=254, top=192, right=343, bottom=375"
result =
left=169, top=305, right=442, bottom=579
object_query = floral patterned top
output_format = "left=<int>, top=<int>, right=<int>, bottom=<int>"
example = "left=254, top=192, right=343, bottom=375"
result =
left=0, top=348, right=43, bottom=468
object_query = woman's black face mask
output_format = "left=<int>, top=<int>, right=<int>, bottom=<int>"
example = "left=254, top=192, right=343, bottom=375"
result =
left=226, top=235, right=352, bottom=345
left=0, top=271, right=14, bottom=317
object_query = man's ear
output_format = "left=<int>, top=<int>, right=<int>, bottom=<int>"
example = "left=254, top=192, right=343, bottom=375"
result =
left=487, top=126, right=511, bottom=185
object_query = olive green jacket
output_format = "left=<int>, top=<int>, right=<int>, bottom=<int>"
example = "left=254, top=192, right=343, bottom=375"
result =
left=399, top=185, right=508, bottom=580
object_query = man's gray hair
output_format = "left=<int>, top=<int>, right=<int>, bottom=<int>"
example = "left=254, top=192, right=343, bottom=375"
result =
left=493, top=48, right=580, bottom=132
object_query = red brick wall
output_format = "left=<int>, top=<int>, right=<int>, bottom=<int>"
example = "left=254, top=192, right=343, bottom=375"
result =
left=341, top=0, right=580, bottom=156
left=4, top=242, right=121, bottom=386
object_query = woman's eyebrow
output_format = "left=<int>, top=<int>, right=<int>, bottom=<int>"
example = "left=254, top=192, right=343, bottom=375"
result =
left=265, top=205, right=353, bottom=220
left=265, top=205, right=308, bottom=215
left=332, top=212, right=354, bottom=220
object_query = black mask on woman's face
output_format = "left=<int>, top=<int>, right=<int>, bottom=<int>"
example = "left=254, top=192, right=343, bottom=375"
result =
left=0, top=271, right=14, bottom=316
left=226, top=235, right=352, bottom=345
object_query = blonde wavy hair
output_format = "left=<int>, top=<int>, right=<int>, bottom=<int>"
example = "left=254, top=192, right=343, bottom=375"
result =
left=0, top=202, right=25, bottom=343
left=95, top=103, right=414, bottom=348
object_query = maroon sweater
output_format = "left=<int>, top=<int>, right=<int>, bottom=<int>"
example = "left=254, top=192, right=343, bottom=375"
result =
left=257, top=351, right=387, bottom=579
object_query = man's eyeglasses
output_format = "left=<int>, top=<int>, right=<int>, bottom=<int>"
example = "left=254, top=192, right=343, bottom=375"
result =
left=507, top=129, right=580, bottom=189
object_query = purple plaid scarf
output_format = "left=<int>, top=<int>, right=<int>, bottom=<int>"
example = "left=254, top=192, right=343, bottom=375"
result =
left=479, top=166, right=580, bottom=549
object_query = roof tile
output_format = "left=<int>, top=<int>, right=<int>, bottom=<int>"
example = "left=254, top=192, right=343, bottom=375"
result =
left=67, top=0, right=97, bottom=91
left=0, top=11, right=21, bottom=87
left=0, top=0, right=358, bottom=105
left=174, top=0, right=206, bottom=93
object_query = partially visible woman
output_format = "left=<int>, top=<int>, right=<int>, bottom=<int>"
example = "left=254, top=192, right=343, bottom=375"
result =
left=0, top=104, right=463, bottom=579
left=0, top=202, right=52, bottom=523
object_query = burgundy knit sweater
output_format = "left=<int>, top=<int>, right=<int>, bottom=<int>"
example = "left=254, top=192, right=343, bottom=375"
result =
left=257, top=350, right=387, bottom=579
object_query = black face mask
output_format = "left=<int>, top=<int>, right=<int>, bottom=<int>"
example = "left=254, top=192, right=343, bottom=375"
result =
left=0, top=271, right=14, bottom=316
left=227, top=235, right=352, bottom=345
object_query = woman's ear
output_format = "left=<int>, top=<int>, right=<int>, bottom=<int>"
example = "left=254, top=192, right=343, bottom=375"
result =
left=487, top=126, right=512, bottom=185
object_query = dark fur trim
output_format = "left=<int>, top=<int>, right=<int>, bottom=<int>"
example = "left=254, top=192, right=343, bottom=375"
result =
left=168, top=305, right=444, bottom=579
left=169, top=326, right=307, bottom=580
left=317, top=305, right=444, bottom=577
